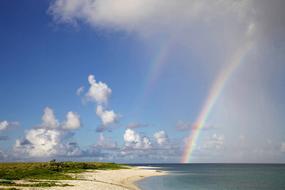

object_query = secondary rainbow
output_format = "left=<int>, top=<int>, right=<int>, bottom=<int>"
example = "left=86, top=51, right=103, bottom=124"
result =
left=142, top=42, right=171, bottom=99
left=181, top=42, right=252, bottom=163
left=134, top=40, right=173, bottom=113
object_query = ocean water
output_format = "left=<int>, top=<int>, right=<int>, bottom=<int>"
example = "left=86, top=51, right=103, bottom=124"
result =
left=134, top=164, right=285, bottom=190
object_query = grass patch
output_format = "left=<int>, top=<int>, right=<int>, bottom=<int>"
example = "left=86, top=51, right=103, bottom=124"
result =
left=0, top=161, right=126, bottom=180
left=0, top=181, right=72, bottom=187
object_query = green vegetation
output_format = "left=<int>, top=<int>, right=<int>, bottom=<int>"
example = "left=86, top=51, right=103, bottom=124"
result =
left=0, top=160, right=126, bottom=181
left=0, top=180, right=72, bottom=187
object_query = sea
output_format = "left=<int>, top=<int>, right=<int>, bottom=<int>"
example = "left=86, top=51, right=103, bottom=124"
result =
left=132, top=164, right=285, bottom=190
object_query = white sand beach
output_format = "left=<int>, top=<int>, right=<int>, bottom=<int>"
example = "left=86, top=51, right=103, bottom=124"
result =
left=0, top=167, right=166, bottom=190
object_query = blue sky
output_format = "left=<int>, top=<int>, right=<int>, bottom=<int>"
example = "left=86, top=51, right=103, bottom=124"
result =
left=1, top=0, right=285, bottom=163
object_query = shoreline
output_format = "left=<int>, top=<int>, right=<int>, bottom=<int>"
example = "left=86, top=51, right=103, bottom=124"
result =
left=76, top=166, right=167, bottom=190
left=0, top=167, right=167, bottom=190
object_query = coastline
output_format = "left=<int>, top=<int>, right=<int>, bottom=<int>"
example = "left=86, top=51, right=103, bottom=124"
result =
left=0, top=167, right=167, bottom=190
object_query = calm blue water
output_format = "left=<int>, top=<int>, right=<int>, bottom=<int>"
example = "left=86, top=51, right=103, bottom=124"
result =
left=133, top=164, right=285, bottom=190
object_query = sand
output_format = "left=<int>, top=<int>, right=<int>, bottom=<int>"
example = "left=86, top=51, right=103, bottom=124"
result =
left=0, top=167, right=166, bottom=190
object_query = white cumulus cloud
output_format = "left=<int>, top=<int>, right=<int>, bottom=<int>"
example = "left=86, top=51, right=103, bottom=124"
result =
left=80, top=74, right=119, bottom=129
left=62, top=111, right=81, bottom=130
left=96, top=133, right=117, bottom=149
left=76, top=86, right=84, bottom=96
left=0, top=121, right=9, bottom=131
left=124, top=128, right=151, bottom=149
left=124, top=128, right=140, bottom=145
left=0, top=120, right=19, bottom=131
left=154, top=130, right=168, bottom=145
left=42, top=107, right=59, bottom=128
left=96, top=105, right=118, bottom=127
left=14, top=128, right=62, bottom=157
left=14, top=107, right=82, bottom=158
left=86, top=74, right=111, bottom=105
left=142, top=136, right=152, bottom=149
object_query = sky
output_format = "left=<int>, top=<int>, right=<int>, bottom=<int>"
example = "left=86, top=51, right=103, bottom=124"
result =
left=0, top=0, right=285, bottom=163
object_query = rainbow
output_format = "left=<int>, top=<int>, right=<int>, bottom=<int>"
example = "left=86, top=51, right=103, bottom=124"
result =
left=142, top=40, right=174, bottom=100
left=134, top=36, right=252, bottom=163
left=142, top=43, right=171, bottom=99
left=181, top=42, right=252, bottom=163
left=134, top=40, right=173, bottom=113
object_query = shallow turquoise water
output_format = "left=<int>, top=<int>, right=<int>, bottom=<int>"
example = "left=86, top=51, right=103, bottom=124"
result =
left=135, top=164, right=285, bottom=190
